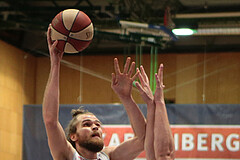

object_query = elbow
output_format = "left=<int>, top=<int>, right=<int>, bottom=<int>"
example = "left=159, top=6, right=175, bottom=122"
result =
left=154, top=142, right=175, bottom=160
left=137, top=134, right=145, bottom=150
left=43, top=114, right=58, bottom=127
left=44, top=119, right=59, bottom=130
left=155, top=151, right=175, bottom=160
left=132, top=135, right=145, bottom=152
left=42, top=110, right=58, bottom=125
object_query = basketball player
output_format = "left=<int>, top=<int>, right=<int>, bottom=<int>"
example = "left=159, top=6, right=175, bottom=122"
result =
left=42, top=25, right=146, bottom=160
left=135, top=65, right=175, bottom=160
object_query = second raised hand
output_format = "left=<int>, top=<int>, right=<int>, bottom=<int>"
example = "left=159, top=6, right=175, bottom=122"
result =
left=111, top=57, right=139, bottom=99
left=154, top=64, right=165, bottom=103
left=135, top=65, right=154, bottom=104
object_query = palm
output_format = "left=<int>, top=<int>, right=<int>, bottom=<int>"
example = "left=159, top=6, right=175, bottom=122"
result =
left=112, top=73, right=133, bottom=97
left=135, top=66, right=154, bottom=104
left=140, top=83, right=154, bottom=103
left=111, top=57, right=138, bottom=99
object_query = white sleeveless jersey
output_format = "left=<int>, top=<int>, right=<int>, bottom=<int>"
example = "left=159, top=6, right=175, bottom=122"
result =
left=72, top=150, right=110, bottom=160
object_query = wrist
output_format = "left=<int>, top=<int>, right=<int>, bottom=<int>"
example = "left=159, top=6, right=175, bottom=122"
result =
left=146, top=100, right=154, bottom=106
left=155, top=100, right=165, bottom=105
left=118, top=94, right=133, bottom=101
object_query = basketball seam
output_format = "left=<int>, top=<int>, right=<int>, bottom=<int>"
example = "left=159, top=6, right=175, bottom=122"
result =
left=61, top=11, right=70, bottom=51
left=51, top=25, right=68, bottom=37
left=50, top=27, right=67, bottom=40
left=64, top=10, right=80, bottom=53
left=67, top=37, right=91, bottom=52
left=65, top=41, right=79, bottom=53
left=70, top=22, right=92, bottom=33
left=68, top=36, right=92, bottom=42
left=68, top=10, right=80, bottom=34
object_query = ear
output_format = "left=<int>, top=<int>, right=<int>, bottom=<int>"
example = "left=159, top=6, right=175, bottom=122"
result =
left=70, top=133, right=77, bottom=142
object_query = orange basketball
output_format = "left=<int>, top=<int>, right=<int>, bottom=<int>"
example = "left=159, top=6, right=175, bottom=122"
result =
left=50, top=9, right=94, bottom=53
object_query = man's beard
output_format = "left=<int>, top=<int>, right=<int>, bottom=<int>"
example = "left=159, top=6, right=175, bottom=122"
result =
left=78, top=135, right=104, bottom=152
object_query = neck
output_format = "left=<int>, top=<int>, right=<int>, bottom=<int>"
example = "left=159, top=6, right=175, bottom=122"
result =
left=76, top=144, right=98, bottom=159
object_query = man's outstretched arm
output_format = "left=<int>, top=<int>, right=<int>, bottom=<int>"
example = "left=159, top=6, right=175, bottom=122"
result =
left=108, top=57, right=146, bottom=160
left=42, top=25, right=73, bottom=160
left=154, top=64, right=175, bottom=160
left=135, top=65, right=156, bottom=160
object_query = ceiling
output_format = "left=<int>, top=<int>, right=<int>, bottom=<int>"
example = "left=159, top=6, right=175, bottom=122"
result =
left=1, top=0, right=240, bottom=56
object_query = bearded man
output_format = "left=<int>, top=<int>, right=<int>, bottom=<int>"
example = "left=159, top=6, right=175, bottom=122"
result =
left=42, top=24, right=146, bottom=160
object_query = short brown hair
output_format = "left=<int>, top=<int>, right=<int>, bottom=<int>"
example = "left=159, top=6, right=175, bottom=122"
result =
left=65, top=107, right=94, bottom=148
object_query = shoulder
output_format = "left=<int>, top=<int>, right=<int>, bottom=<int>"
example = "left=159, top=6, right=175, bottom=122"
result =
left=102, top=146, right=116, bottom=159
left=98, top=150, right=111, bottom=160
left=68, top=145, right=78, bottom=160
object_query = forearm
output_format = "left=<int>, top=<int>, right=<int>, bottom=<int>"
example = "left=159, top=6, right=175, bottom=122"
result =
left=145, top=102, right=156, bottom=160
left=154, top=101, right=174, bottom=159
left=119, top=95, right=146, bottom=142
left=42, top=64, right=60, bottom=123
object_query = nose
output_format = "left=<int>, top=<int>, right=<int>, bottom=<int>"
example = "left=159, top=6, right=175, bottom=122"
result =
left=92, top=124, right=98, bottom=131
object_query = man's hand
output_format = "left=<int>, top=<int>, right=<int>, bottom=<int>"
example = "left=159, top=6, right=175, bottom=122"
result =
left=154, top=64, right=165, bottom=103
left=135, top=65, right=154, bottom=105
left=111, top=57, right=139, bottom=99
left=47, top=24, right=64, bottom=66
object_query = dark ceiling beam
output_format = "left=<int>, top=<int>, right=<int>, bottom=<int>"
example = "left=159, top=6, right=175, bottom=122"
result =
left=85, top=0, right=93, bottom=7
left=0, top=6, right=102, bottom=12
left=74, top=0, right=84, bottom=7
left=51, top=0, right=59, bottom=7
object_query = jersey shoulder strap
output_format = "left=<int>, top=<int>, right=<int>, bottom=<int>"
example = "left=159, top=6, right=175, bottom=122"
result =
left=72, top=150, right=110, bottom=160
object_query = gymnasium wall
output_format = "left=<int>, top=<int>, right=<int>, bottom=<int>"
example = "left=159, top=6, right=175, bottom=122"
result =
left=0, top=40, right=36, bottom=160
left=35, top=51, right=240, bottom=104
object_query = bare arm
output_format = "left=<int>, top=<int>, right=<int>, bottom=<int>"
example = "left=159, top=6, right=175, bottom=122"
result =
left=109, top=57, right=146, bottom=160
left=154, top=64, right=175, bottom=160
left=42, top=25, right=73, bottom=160
left=135, top=65, right=156, bottom=160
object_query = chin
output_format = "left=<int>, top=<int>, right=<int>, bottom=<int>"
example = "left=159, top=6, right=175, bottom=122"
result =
left=79, top=138, right=104, bottom=152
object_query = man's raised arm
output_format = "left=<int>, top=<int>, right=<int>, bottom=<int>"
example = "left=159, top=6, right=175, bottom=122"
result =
left=154, top=64, right=175, bottom=160
left=108, top=57, right=146, bottom=160
left=42, top=25, right=73, bottom=160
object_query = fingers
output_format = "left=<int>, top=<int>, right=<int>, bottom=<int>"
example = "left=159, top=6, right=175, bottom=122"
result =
left=128, top=61, right=135, bottom=77
left=123, top=57, right=131, bottom=74
left=137, top=68, right=145, bottom=86
left=47, top=24, right=53, bottom=47
left=159, top=64, right=164, bottom=86
left=135, top=81, right=144, bottom=93
left=140, top=65, right=149, bottom=83
left=114, top=58, right=121, bottom=75
left=111, top=73, right=116, bottom=85
left=155, top=73, right=160, bottom=88
left=155, top=72, right=165, bottom=88
left=50, top=40, right=59, bottom=55
left=132, top=68, right=139, bottom=81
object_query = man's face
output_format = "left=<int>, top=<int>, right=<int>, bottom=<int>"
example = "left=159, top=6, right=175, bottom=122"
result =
left=74, top=114, right=104, bottom=152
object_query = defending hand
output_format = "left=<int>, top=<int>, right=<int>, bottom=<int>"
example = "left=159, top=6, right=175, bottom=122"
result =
left=111, top=57, right=139, bottom=99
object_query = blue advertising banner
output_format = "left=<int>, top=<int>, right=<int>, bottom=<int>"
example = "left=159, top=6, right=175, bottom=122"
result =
left=23, top=104, right=240, bottom=160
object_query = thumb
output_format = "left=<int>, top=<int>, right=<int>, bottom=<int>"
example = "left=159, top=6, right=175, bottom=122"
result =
left=135, top=81, right=144, bottom=93
left=111, top=73, right=116, bottom=85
